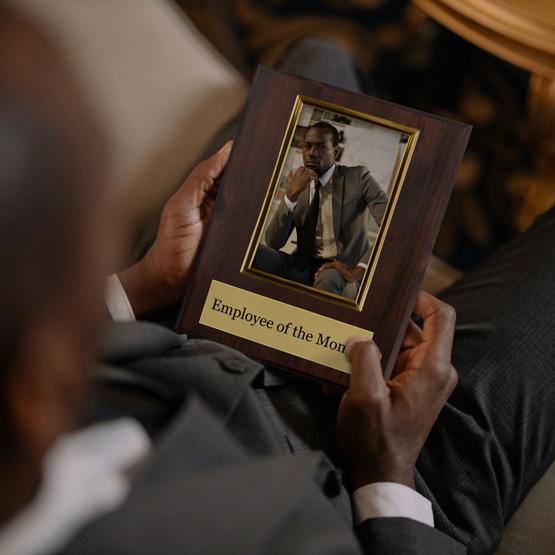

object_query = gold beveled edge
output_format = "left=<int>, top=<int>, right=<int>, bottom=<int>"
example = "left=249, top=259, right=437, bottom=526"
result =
left=240, top=94, right=420, bottom=311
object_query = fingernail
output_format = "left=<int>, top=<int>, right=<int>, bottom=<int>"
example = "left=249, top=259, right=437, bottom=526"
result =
left=218, top=140, right=233, bottom=153
left=345, top=336, right=373, bottom=358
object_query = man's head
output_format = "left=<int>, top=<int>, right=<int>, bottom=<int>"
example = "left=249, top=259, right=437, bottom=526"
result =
left=302, top=121, right=340, bottom=176
left=0, top=7, right=115, bottom=519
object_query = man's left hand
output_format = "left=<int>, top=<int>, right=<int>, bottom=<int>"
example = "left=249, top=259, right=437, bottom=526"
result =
left=315, top=260, right=364, bottom=283
left=338, top=291, right=458, bottom=490
left=119, top=142, right=232, bottom=316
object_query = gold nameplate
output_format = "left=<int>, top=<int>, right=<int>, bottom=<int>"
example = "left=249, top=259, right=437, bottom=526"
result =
left=200, top=280, right=374, bottom=374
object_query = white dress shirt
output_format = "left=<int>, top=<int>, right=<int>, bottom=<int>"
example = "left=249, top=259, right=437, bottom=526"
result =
left=106, top=274, right=136, bottom=321
left=284, top=164, right=367, bottom=269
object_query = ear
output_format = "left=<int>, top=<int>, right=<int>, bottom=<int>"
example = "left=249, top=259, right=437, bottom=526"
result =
left=7, top=315, right=89, bottom=461
left=333, top=144, right=340, bottom=159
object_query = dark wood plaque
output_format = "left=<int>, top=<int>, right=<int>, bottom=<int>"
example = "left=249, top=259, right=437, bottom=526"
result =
left=177, top=67, right=471, bottom=387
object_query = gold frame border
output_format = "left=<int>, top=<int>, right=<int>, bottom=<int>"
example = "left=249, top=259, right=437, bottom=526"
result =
left=241, top=95, right=420, bottom=311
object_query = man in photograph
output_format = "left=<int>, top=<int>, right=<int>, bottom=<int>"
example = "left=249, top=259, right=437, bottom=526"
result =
left=252, top=121, right=389, bottom=299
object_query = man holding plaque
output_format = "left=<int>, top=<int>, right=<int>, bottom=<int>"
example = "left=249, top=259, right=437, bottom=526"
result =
left=1, top=8, right=554, bottom=555
left=253, top=121, right=389, bottom=299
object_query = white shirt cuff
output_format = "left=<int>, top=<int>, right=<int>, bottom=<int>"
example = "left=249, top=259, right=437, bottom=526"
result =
left=105, top=275, right=136, bottom=322
left=283, top=195, right=298, bottom=212
left=352, top=482, right=434, bottom=527
left=356, top=262, right=368, bottom=269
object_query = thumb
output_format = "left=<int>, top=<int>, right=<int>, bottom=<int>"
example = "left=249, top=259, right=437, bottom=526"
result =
left=195, top=141, right=233, bottom=181
left=346, top=337, right=386, bottom=398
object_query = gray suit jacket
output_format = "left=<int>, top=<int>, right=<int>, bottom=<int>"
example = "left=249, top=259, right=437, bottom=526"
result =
left=57, top=322, right=465, bottom=555
left=265, top=165, right=388, bottom=266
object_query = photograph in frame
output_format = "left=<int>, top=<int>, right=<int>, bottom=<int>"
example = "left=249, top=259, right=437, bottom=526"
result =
left=243, top=96, right=419, bottom=310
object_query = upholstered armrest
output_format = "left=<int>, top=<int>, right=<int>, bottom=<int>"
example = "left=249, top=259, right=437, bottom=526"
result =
left=18, top=0, right=247, bottom=227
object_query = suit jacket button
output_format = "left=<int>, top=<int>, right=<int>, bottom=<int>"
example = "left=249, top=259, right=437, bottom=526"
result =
left=220, top=358, right=247, bottom=373
left=323, top=470, right=342, bottom=498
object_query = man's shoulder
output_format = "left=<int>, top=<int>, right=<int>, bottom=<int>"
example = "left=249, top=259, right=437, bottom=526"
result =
left=335, top=164, right=372, bottom=183
left=336, top=164, right=368, bottom=176
left=336, top=165, right=377, bottom=190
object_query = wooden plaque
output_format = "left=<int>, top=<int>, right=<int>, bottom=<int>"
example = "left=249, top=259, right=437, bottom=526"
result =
left=177, top=67, right=471, bottom=387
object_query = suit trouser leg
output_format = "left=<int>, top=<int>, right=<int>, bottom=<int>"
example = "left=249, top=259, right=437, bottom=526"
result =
left=252, top=245, right=310, bottom=284
left=414, top=206, right=555, bottom=555
left=313, top=268, right=359, bottom=299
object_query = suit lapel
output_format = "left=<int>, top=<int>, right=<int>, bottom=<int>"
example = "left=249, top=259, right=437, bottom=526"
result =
left=332, top=166, right=344, bottom=241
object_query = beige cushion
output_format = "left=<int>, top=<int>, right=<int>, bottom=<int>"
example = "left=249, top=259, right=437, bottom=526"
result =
left=496, top=461, right=555, bottom=555
left=16, top=0, right=247, bottom=225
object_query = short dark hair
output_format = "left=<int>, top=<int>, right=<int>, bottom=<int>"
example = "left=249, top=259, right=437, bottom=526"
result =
left=305, top=121, right=340, bottom=146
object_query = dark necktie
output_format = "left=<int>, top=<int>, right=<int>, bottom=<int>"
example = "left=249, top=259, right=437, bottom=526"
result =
left=294, top=180, right=321, bottom=271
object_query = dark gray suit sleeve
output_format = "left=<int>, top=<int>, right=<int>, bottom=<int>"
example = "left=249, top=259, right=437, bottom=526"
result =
left=265, top=197, right=295, bottom=249
left=357, top=517, right=467, bottom=554
left=360, top=167, right=388, bottom=227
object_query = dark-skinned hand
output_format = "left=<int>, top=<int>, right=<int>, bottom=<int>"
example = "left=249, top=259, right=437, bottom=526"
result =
left=119, top=141, right=232, bottom=316
left=315, top=260, right=364, bottom=283
left=337, top=290, right=458, bottom=490
left=285, top=165, right=318, bottom=202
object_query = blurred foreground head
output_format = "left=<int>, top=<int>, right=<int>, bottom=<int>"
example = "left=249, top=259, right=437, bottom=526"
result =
left=0, top=5, right=115, bottom=519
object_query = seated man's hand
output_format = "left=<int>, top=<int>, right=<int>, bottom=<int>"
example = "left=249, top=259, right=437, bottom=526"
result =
left=285, top=166, right=317, bottom=202
left=119, top=142, right=232, bottom=316
left=337, top=291, right=458, bottom=490
left=315, top=260, right=364, bottom=283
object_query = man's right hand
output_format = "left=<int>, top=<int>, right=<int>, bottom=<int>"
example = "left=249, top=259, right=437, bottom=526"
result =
left=285, top=166, right=318, bottom=202
left=119, top=142, right=231, bottom=316
left=337, top=291, right=458, bottom=491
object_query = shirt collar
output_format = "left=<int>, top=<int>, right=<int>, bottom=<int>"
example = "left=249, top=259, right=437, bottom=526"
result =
left=318, top=163, right=336, bottom=187
left=0, top=419, right=150, bottom=555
